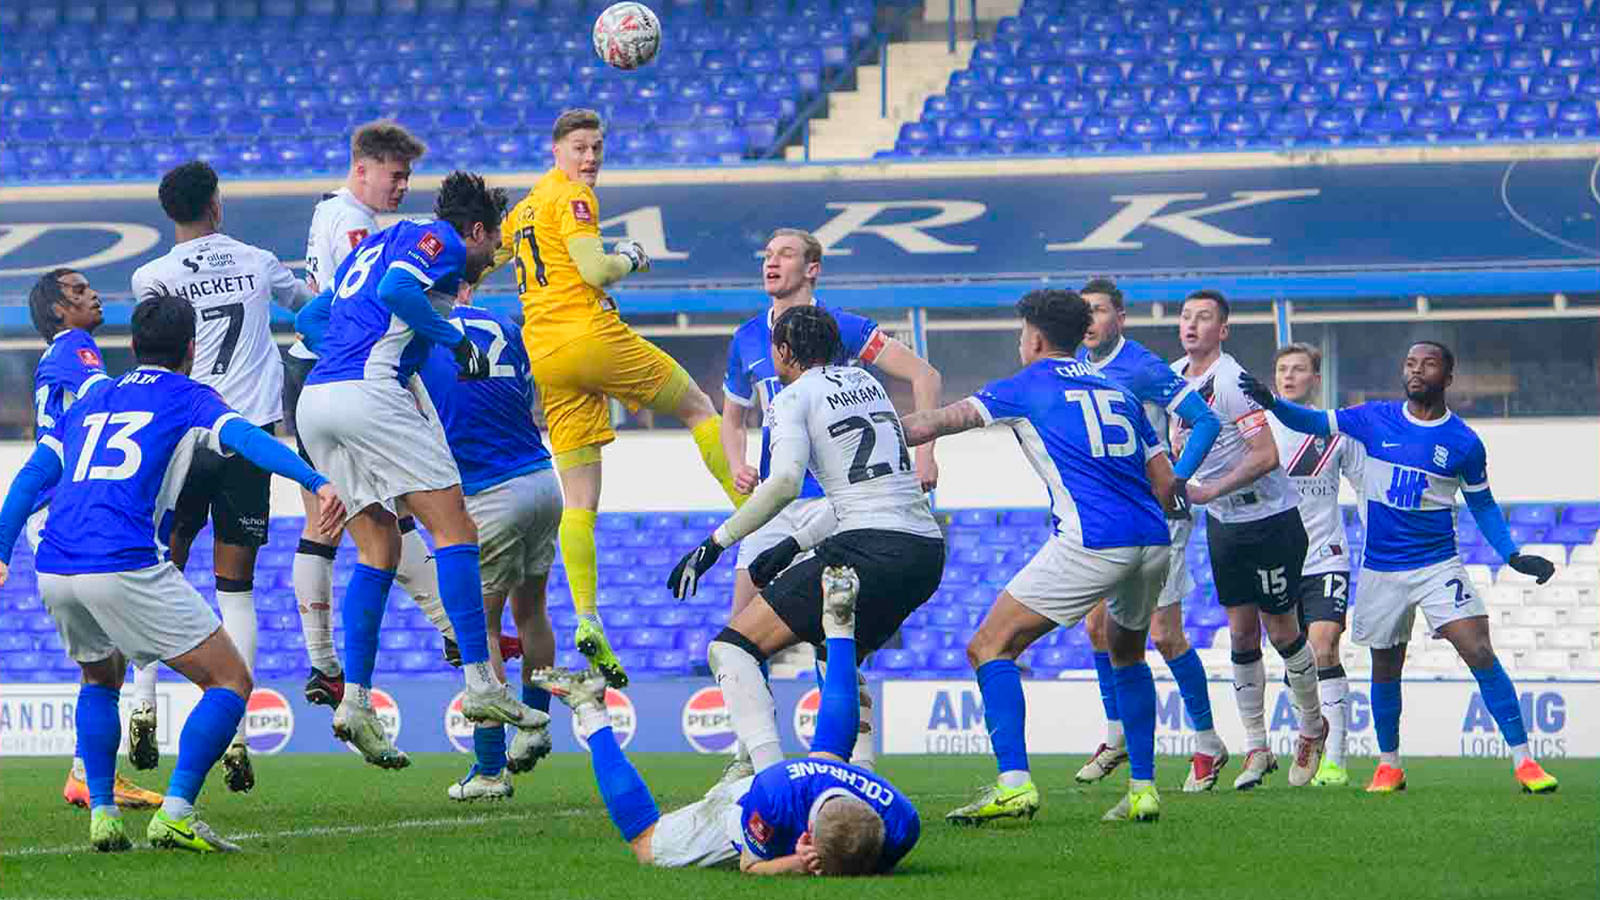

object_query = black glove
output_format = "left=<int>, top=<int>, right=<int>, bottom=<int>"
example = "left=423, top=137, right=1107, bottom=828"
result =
left=748, top=536, right=801, bottom=589
left=453, top=335, right=490, bottom=380
left=668, top=536, right=724, bottom=598
left=1508, top=552, right=1556, bottom=585
left=1238, top=370, right=1276, bottom=410
left=1166, top=477, right=1192, bottom=521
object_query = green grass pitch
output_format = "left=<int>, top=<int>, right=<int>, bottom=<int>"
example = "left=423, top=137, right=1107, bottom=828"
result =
left=2, top=755, right=1595, bottom=900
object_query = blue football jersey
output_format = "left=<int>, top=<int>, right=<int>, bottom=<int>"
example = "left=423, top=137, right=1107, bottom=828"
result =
left=1076, top=336, right=1192, bottom=453
left=307, top=220, right=467, bottom=385
left=1329, top=401, right=1488, bottom=572
left=723, top=301, right=884, bottom=499
left=417, top=305, right=551, bottom=495
left=971, top=357, right=1169, bottom=550
left=34, top=367, right=240, bottom=575
left=739, top=758, right=920, bottom=873
left=32, top=328, right=110, bottom=514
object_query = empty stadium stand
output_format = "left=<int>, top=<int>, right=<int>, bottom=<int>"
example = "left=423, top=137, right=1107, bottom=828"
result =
left=1, top=504, right=1594, bottom=682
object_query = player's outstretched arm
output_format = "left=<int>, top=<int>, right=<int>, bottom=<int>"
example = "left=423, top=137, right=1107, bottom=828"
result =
left=1170, top=391, right=1221, bottom=480
left=901, top=399, right=986, bottom=446
left=1239, top=371, right=1332, bottom=436
left=668, top=465, right=802, bottom=598
left=216, top=419, right=345, bottom=532
left=567, top=236, right=641, bottom=288
left=1463, top=487, right=1556, bottom=583
left=0, top=441, right=64, bottom=579
left=873, top=339, right=944, bottom=490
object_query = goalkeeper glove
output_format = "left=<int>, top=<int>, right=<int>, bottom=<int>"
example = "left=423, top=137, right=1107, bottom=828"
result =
left=668, top=535, right=724, bottom=599
left=1238, top=370, right=1277, bottom=410
left=747, top=536, right=801, bottom=589
left=453, top=336, right=490, bottom=379
left=1508, top=552, right=1556, bottom=585
left=615, top=239, right=651, bottom=273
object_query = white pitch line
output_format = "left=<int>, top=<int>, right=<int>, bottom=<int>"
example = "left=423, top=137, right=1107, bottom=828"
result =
left=2, top=808, right=585, bottom=859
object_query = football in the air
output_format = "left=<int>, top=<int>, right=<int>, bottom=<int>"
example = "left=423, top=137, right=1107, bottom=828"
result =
left=593, top=2, right=662, bottom=70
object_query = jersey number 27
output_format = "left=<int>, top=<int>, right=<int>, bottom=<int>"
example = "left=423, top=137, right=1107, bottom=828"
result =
left=829, top=411, right=911, bottom=484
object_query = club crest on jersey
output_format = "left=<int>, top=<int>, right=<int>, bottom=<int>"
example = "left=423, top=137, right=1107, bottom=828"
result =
left=347, top=228, right=369, bottom=249
left=571, top=199, right=593, bottom=223
left=77, top=348, right=101, bottom=368
left=417, top=231, right=445, bottom=260
left=745, top=810, right=773, bottom=845
left=1433, top=445, right=1449, bottom=467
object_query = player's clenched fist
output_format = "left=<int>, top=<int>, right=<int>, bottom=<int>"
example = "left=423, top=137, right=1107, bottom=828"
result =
left=615, top=239, right=651, bottom=273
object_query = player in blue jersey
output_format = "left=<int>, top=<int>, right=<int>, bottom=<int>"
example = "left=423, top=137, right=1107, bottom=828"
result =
left=28, top=269, right=167, bottom=811
left=532, top=565, right=920, bottom=875
left=417, top=294, right=562, bottom=802
left=1073, top=277, right=1233, bottom=792
left=716, top=227, right=943, bottom=778
left=296, top=171, right=546, bottom=767
left=1241, top=341, right=1560, bottom=795
left=900, top=290, right=1182, bottom=825
left=0, top=294, right=345, bottom=853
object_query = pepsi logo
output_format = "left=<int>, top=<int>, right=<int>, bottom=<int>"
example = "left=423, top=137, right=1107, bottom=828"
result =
left=343, top=688, right=402, bottom=755
left=793, top=688, right=821, bottom=750
left=244, top=687, right=293, bottom=755
left=444, top=691, right=475, bottom=753
left=572, top=688, right=636, bottom=749
left=681, top=687, right=737, bottom=754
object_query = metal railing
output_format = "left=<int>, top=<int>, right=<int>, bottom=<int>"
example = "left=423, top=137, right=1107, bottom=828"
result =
left=947, top=0, right=978, bottom=52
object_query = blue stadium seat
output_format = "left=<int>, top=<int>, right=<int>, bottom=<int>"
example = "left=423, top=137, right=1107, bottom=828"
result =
left=1122, top=111, right=1168, bottom=142
left=1311, top=105, right=1357, bottom=141
left=1172, top=111, right=1215, bottom=142
left=1335, top=79, right=1379, bottom=107
left=1175, top=56, right=1216, bottom=85
left=1149, top=84, right=1191, bottom=114
left=1244, top=82, right=1287, bottom=110
left=1479, top=74, right=1524, bottom=105
left=1032, top=116, right=1075, bottom=151
left=1505, top=100, right=1553, bottom=133
left=1358, top=104, right=1407, bottom=141
left=1197, top=30, right=1238, bottom=57
left=1557, top=100, right=1600, bottom=136
left=1291, top=81, right=1334, bottom=107
left=1453, top=102, right=1501, bottom=136
left=1432, top=74, right=1476, bottom=105
left=1266, top=107, right=1310, bottom=141
left=1406, top=103, right=1453, bottom=139
left=1102, top=86, right=1143, bottom=116
left=1197, top=83, right=1240, bottom=111
left=1383, top=77, right=1427, bottom=106
left=1427, top=21, right=1471, bottom=50
left=1453, top=48, right=1495, bottom=78
left=1359, top=51, right=1405, bottom=80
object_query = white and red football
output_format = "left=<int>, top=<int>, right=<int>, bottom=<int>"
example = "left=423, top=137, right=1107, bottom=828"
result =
left=593, top=2, right=662, bottom=71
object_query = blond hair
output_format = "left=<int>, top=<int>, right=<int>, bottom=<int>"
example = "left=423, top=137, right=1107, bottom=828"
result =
left=812, top=797, right=884, bottom=877
left=553, top=108, right=604, bottom=143
left=768, top=227, right=823, bottom=267
left=1273, top=342, right=1323, bottom=374
left=350, top=119, right=427, bottom=164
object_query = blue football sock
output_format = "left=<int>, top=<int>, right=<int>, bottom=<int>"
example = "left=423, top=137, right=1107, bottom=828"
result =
left=976, top=658, right=1029, bottom=775
left=522, top=683, right=552, bottom=714
left=587, top=725, right=660, bottom=841
left=76, top=683, right=121, bottom=810
left=810, top=636, right=860, bottom=760
left=1166, top=647, right=1214, bottom=732
left=343, top=564, right=395, bottom=688
left=1092, top=651, right=1121, bottom=724
left=473, top=725, right=507, bottom=776
left=1470, top=658, right=1528, bottom=746
left=1372, top=678, right=1402, bottom=755
left=168, top=688, right=247, bottom=805
left=435, top=544, right=489, bottom=666
left=1113, top=663, right=1158, bottom=781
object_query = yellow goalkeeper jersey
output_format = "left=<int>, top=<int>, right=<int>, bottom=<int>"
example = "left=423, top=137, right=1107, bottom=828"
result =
left=501, top=167, right=618, bottom=361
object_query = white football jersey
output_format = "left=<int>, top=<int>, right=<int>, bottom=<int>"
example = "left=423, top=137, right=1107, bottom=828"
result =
left=1269, top=412, right=1365, bottom=576
left=296, top=188, right=381, bottom=360
left=131, top=234, right=309, bottom=426
left=1171, top=351, right=1299, bottom=525
left=767, top=365, right=942, bottom=540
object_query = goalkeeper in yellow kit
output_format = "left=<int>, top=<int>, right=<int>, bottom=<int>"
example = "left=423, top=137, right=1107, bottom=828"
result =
left=499, top=108, right=746, bottom=688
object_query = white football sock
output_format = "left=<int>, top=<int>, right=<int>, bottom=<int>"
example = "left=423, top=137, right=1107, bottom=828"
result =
left=1509, top=743, right=1532, bottom=767
left=1320, top=671, right=1350, bottom=767
left=708, top=640, right=783, bottom=771
left=161, top=795, right=194, bottom=820
left=1106, top=718, right=1125, bottom=749
left=1196, top=728, right=1225, bottom=756
left=575, top=702, right=610, bottom=739
left=851, top=674, right=876, bottom=771
left=293, top=546, right=340, bottom=674
left=217, top=588, right=257, bottom=742
left=71, top=757, right=86, bottom=780
left=1280, top=641, right=1324, bottom=738
left=464, top=660, right=501, bottom=693
left=1232, top=655, right=1268, bottom=750
left=132, top=662, right=158, bottom=708
left=395, top=526, right=452, bottom=638
left=1380, top=749, right=1401, bottom=767
left=999, top=770, right=1031, bottom=788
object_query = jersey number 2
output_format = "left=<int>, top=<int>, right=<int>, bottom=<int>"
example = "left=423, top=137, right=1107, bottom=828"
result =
left=453, top=319, right=516, bottom=379
left=73, top=411, right=153, bottom=482
left=829, top=411, right=911, bottom=484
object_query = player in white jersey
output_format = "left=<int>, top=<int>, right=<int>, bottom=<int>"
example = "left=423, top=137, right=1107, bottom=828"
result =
left=718, top=227, right=943, bottom=778
left=130, top=160, right=315, bottom=793
left=1267, top=343, right=1365, bottom=787
left=1172, top=290, right=1325, bottom=789
left=670, top=306, right=945, bottom=777
left=289, top=121, right=469, bottom=710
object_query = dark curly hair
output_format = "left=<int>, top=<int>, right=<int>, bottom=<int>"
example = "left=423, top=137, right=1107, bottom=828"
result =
left=771, top=305, right=842, bottom=370
left=433, top=170, right=508, bottom=238
left=28, top=267, right=77, bottom=339
left=158, top=160, right=219, bottom=225
left=1016, top=289, right=1091, bottom=352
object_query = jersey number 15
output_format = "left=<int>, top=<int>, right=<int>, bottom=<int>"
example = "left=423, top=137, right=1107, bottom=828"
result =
left=1065, top=389, right=1137, bottom=458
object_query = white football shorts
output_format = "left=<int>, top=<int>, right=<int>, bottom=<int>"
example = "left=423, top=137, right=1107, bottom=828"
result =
left=1006, top=536, right=1169, bottom=632
left=1157, top=515, right=1194, bottom=609
left=648, top=775, right=751, bottom=869
left=467, top=467, right=562, bottom=596
left=1351, top=556, right=1487, bottom=650
left=735, top=496, right=835, bottom=569
left=39, top=563, right=221, bottom=667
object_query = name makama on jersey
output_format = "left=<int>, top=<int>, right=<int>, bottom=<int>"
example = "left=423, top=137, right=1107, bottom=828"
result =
left=130, top=233, right=304, bottom=426
left=1269, top=413, right=1365, bottom=576
left=739, top=758, right=920, bottom=873
left=32, top=328, right=110, bottom=514
left=1076, top=336, right=1195, bottom=456
left=969, top=357, right=1169, bottom=550
left=501, top=167, right=613, bottom=361
left=723, top=300, right=886, bottom=499
left=34, top=367, right=239, bottom=575
left=298, top=188, right=380, bottom=360
left=307, top=220, right=467, bottom=386
left=417, top=305, right=552, bottom=496
left=1325, top=401, right=1489, bottom=572
left=767, top=366, right=941, bottom=540
left=1171, top=352, right=1298, bottom=525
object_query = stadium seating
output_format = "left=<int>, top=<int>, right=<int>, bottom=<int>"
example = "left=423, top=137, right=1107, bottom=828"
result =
left=0, top=0, right=898, bottom=180
left=1, top=503, right=1595, bottom=682
left=890, top=0, right=1600, bottom=157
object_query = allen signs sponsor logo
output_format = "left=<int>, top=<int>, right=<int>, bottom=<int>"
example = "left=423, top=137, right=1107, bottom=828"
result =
left=681, top=686, right=736, bottom=754
left=573, top=688, right=636, bottom=750
left=245, top=688, right=294, bottom=755
left=445, top=691, right=475, bottom=753
left=793, top=688, right=821, bottom=750
left=343, top=688, right=401, bottom=755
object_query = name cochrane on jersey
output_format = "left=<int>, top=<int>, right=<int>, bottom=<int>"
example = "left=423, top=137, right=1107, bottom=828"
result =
left=168, top=273, right=260, bottom=300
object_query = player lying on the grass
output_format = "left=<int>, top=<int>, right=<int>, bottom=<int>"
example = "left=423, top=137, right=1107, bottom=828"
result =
left=1073, top=277, right=1230, bottom=793
left=1266, top=343, right=1366, bottom=787
left=667, top=306, right=945, bottom=779
left=898, top=289, right=1181, bottom=825
left=296, top=171, right=546, bottom=769
left=26, top=269, right=165, bottom=811
left=717, top=226, right=945, bottom=777
left=416, top=286, right=562, bottom=801
left=1240, top=341, right=1560, bottom=795
left=534, top=565, right=920, bottom=874
left=0, top=293, right=346, bottom=853
left=497, top=108, right=750, bottom=690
